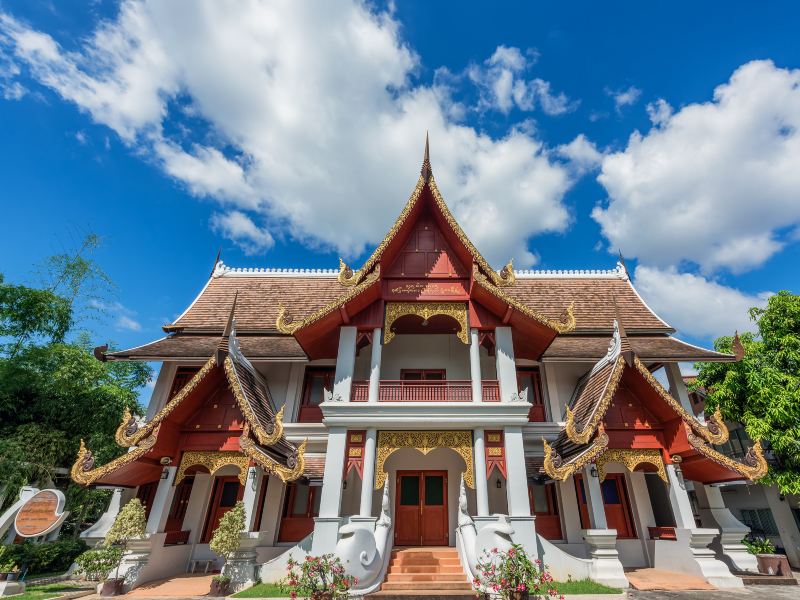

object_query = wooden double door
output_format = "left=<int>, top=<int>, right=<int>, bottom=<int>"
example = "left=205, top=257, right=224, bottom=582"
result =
left=395, top=471, right=448, bottom=546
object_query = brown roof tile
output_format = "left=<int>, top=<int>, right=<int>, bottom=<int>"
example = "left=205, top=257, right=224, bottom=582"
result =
left=543, top=335, right=733, bottom=362
left=107, top=334, right=305, bottom=360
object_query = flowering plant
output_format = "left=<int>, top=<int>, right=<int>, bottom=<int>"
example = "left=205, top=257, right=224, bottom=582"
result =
left=473, top=544, right=563, bottom=600
left=283, top=554, right=357, bottom=599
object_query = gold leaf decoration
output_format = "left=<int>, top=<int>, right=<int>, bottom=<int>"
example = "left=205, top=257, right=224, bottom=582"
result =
left=375, top=430, right=474, bottom=489
left=383, top=302, right=469, bottom=345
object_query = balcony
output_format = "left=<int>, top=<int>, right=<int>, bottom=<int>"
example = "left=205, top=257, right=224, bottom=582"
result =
left=350, top=379, right=500, bottom=402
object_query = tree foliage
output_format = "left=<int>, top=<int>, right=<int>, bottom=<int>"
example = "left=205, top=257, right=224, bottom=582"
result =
left=694, top=291, right=800, bottom=493
left=0, top=236, right=152, bottom=537
left=209, top=501, right=246, bottom=559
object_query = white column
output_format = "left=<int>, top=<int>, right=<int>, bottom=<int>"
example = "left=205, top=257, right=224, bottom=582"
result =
left=495, top=327, right=517, bottom=403
left=359, top=429, right=377, bottom=516
left=666, top=464, right=696, bottom=529
left=473, top=428, right=489, bottom=517
left=764, top=485, right=800, bottom=568
left=581, top=465, right=608, bottom=529
left=367, top=329, right=382, bottom=404
left=261, top=475, right=284, bottom=545
left=242, top=466, right=263, bottom=532
left=695, top=484, right=758, bottom=573
left=665, top=363, right=694, bottom=414
left=333, top=326, right=357, bottom=402
left=469, top=328, right=483, bottom=403
left=145, top=466, right=177, bottom=534
left=503, top=427, right=530, bottom=517
left=312, top=427, right=348, bottom=554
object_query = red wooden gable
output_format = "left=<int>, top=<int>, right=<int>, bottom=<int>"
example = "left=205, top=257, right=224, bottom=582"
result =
left=385, top=211, right=468, bottom=279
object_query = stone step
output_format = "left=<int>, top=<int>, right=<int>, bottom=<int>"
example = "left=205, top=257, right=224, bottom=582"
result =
left=389, top=564, right=465, bottom=574
left=380, top=582, right=474, bottom=591
left=390, top=557, right=462, bottom=566
left=386, top=573, right=468, bottom=583
left=368, top=592, right=478, bottom=600
left=391, top=551, right=459, bottom=559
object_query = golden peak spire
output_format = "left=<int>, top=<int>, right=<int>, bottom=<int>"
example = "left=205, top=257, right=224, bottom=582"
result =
left=421, top=131, right=432, bottom=182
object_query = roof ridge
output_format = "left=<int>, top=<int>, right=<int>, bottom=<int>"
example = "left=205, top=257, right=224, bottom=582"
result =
left=213, top=260, right=338, bottom=278
left=514, top=262, right=628, bottom=279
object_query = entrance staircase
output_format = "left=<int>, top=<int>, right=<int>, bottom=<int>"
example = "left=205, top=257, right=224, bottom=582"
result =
left=369, top=547, right=476, bottom=599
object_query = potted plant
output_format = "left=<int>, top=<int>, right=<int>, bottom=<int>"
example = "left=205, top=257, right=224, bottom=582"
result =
left=473, top=544, right=563, bottom=600
left=75, top=546, right=123, bottom=582
left=743, top=535, right=790, bottom=576
left=283, top=554, right=357, bottom=600
left=98, top=498, right=147, bottom=596
left=208, top=501, right=247, bottom=596
left=0, top=562, right=19, bottom=582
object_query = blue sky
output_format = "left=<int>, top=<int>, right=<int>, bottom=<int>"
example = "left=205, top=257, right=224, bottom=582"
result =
left=1, top=0, right=798, bottom=359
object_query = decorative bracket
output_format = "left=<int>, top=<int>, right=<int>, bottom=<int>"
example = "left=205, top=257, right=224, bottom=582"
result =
left=383, top=302, right=469, bottom=345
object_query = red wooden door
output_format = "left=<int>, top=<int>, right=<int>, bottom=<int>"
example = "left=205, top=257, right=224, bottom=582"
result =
left=165, top=477, right=194, bottom=532
left=394, top=471, right=448, bottom=546
left=202, top=476, right=244, bottom=542
left=574, top=473, right=635, bottom=538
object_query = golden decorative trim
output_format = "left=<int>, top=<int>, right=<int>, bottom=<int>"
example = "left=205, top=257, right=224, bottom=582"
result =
left=175, top=451, right=249, bottom=485
left=349, top=447, right=363, bottom=457
left=487, top=433, right=501, bottom=443
left=375, top=430, right=474, bottom=489
left=487, top=447, right=503, bottom=457
left=542, top=433, right=609, bottom=481
left=633, top=358, right=729, bottom=444
left=686, top=429, right=768, bottom=481
left=276, top=268, right=381, bottom=334
left=383, top=301, right=469, bottom=345
left=595, top=448, right=667, bottom=483
left=115, top=358, right=216, bottom=447
left=239, top=426, right=306, bottom=483
left=223, top=356, right=284, bottom=445
left=350, top=434, right=363, bottom=443
left=338, top=258, right=361, bottom=286
left=71, top=428, right=160, bottom=486
left=565, top=356, right=626, bottom=444
left=472, top=265, right=576, bottom=333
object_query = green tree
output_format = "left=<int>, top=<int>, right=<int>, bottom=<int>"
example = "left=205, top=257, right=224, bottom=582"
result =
left=694, top=291, right=800, bottom=494
left=0, top=236, right=152, bottom=537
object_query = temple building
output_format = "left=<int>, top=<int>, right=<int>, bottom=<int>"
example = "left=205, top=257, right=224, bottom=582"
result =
left=73, top=139, right=771, bottom=593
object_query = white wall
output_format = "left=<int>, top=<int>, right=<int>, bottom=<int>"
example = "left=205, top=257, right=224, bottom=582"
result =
left=542, top=362, right=593, bottom=419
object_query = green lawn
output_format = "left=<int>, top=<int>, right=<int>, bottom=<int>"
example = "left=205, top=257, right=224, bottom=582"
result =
left=232, top=582, right=290, bottom=598
left=12, top=582, right=93, bottom=600
left=552, top=579, right=623, bottom=594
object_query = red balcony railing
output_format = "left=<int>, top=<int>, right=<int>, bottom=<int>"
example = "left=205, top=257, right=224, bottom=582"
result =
left=351, top=380, right=500, bottom=402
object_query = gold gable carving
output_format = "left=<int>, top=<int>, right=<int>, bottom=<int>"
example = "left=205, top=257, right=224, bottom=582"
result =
left=175, top=451, right=250, bottom=485
left=375, top=430, right=474, bottom=489
left=383, top=302, right=469, bottom=345
left=595, top=448, right=667, bottom=483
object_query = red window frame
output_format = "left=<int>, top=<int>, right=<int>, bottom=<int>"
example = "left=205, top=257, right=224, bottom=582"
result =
left=528, top=482, right=563, bottom=540
left=278, top=482, right=320, bottom=542
left=299, top=367, right=334, bottom=423
left=400, top=369, right=446, bottom=381
left=517, top=368, right=546, bottom=422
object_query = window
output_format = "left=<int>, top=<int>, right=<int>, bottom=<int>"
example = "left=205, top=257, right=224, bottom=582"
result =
left=715, top=427, right=753, bottom=459
left=400, top=369, right=446, bottom=381
left=299, top=368, right=334, bottom=422
left=528, top=482, right=562, bottom=540
left=517, top=368, right=545, bottom=422
left=168, top=366, right=200, bottom=399
left=740, top=509, right=779, bottom=536
left=278, top=482, right=321, bottom=542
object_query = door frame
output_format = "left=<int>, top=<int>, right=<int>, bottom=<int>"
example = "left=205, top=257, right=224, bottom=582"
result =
left=394, top=470, right=448, bottom=546
left=201, top=475, right=244, bottom=542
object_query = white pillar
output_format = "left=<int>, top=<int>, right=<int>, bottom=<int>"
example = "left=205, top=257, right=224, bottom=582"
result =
left=359, top=429, right=377, bottom=517
left=582, top=466, right=608, bottom=529
left=503, top=427, right=530, bottom=517
left=333, top=326, right=357, bottom=402
left=666, top=464, right=696, bottom=529
left=367, top=329, right=382, bottom=404
left=665, top=363, right=694, bottom=414
left=469, top=328, right=483, bottom=403
left=495, top=327, right=517, bottom=403
left=312, top=427, right=348, bottom=554
left=242, top=466, right=264, bottom=532
left=695, top=484, right=758, bottom=573
left=145, top=466, right=177, bottom=534
left=473, top=429, right=489, bottom=517
left=764, top=485, right=800, bottom=568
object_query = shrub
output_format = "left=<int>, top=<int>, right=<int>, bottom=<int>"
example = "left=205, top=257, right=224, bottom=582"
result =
left=74, top=547, right=122, bottom=581
left=0, top=539, right=88, bottom=576
left=743, top=536, right=776, bottom=555
left=210, top=501, right=246, bottom=560
left=101, top=498, right=147, bottom=581
left=283, top=554, right=357, bottom=599
left=474, top=544, right=563, bottom=599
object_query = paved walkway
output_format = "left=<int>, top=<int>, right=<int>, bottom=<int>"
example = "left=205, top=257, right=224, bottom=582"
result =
left=123, top=574, right=214, bottom=597
left=625, top=568, right=715, bottom=591
left=629, top=586, right=800, bottom=599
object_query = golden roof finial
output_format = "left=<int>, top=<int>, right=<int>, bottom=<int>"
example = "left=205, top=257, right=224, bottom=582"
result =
left=421, top=131, right=432, bottom=182
left=732, top=331, right=745, bottom=361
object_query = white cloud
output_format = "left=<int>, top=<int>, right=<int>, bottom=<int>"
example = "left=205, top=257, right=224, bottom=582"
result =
left=594, top=60, right=800, bottom=274
left=0, top=4, right=578, bottom=267
left=557, top=134, right=603, bottom=174
left=646, top=98, right=672, bottom=125
left=608, top=85, right=641, bottom=112
left=467, top=45, right=576, bottom=116
left=211, top=210, right=274, bottom=255
left=633, top=265, right=770, bottom=339
left=89, top=299, right=142, bottom=331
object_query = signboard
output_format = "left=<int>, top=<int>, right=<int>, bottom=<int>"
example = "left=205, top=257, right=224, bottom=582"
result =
left=14, top=489, right=67, bottom=538
left=384, top=279, right=468, bottom=300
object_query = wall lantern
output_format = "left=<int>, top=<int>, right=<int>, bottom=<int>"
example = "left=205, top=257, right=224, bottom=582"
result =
left=589, top=465, right=599, bottom=478
left=496, top=478, right=502, bottom=489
